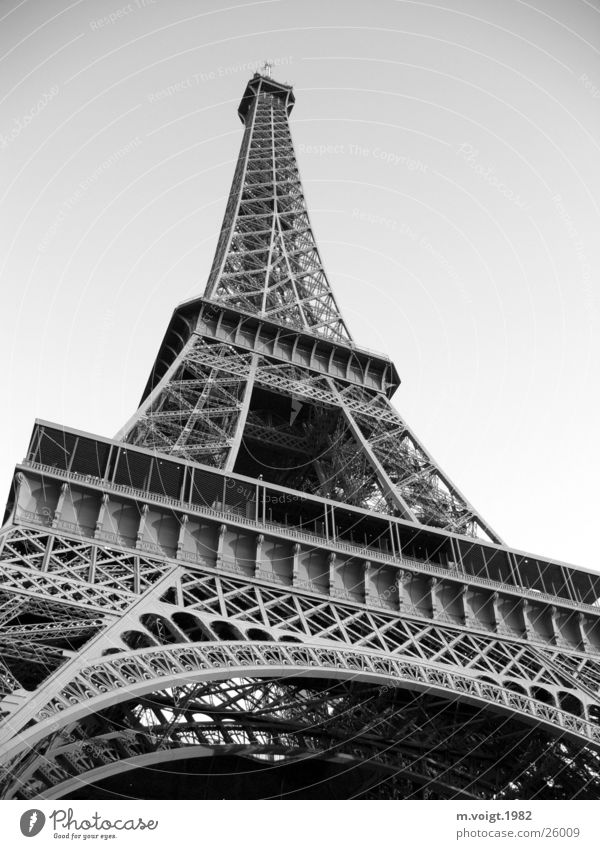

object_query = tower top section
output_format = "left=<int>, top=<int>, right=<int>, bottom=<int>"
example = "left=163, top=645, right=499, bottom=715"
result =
left=118, top=69, right=504, bottom=545
left=204, top=71, right=350, bottom=343
left=237, top=72, right=295, bottom=123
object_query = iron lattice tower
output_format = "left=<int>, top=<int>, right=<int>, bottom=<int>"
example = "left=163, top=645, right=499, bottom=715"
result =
left=1, top=73, right=600, bottom=800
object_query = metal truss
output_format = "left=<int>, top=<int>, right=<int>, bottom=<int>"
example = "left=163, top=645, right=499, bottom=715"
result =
left=2, top=71, right=597, bottom=799
left=123, top=342, right=253, bottom=466
left=118, top=71, right=499, bottom=540
left=7, top=678, right=599, bottom=800
left=1, top=519, right=600, bottom=799
left=2, top=636, right=600, bottom=799
left=204, top=76, right=351, bottom=344
left=121, top=334, right=500, bottom=540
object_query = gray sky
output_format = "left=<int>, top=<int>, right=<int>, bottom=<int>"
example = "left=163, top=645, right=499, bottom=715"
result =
left=1, top=0, right=599, bottom=569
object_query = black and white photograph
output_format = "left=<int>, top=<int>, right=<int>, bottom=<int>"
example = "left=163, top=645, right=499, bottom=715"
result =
left=0, top=0, right=599, bottom=840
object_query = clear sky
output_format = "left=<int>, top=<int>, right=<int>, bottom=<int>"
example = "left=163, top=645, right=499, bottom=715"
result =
left=0, top=0, right=598, bottom=569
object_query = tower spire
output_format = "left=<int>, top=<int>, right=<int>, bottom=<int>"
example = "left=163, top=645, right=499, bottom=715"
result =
left=204, top=72, right=351, bottom=343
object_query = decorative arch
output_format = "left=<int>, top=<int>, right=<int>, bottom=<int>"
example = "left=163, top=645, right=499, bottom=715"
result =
left=211, top=621, right=245, bottom=641
left=121, top=630, right=156, bottom=651
left=2, top=640, right=598, bottom=774
left=171, top=612, right=213, bottom=643
left=246, top=627, right=272, bottom=641
left=503, top=680, right=528, bottom=696
left=33, top=740, right=477, bottom=801
left=558, top=692, right=584, bottom=718
left=531, top=686, right=555, bottom=706
left=139, top=613, right=182, bottom=645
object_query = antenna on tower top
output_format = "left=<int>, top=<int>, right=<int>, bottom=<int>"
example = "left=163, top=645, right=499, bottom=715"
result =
left=261, top=60, right=272, bottom=77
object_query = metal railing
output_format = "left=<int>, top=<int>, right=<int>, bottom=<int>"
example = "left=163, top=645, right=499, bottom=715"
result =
left=17, top=459, right=600, bottom=619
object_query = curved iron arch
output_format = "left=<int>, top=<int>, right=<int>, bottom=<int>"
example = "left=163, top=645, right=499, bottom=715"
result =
left=2, top=640, right=599, bottom=774
left=30, top=735, right=483, bottom=801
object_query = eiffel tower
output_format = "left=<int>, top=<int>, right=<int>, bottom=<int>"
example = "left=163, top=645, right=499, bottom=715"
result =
left=1, top=70, right=600, bottom=801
